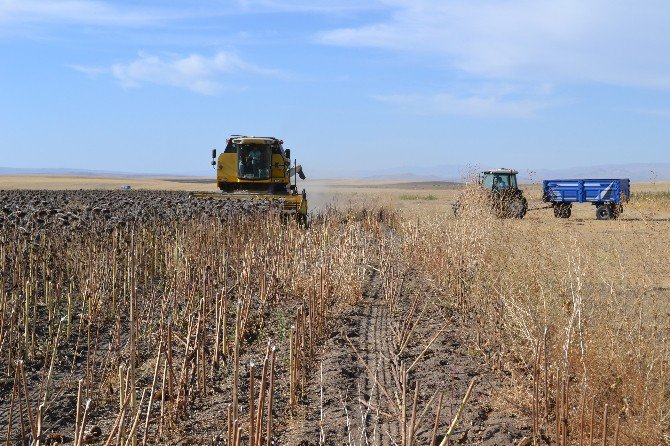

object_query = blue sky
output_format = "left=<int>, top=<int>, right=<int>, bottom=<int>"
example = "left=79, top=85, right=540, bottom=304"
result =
left=1, top=0, right=669, bottom=177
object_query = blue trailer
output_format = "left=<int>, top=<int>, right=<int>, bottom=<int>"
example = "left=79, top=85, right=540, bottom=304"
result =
left=542, top=179, right=630, bottom=220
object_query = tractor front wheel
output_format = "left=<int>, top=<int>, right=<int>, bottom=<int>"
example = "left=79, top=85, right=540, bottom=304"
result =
left=452, top=201, right=462, bottom=217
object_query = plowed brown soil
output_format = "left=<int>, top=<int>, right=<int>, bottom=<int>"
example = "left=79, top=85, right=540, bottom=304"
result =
left=281, top=268, right=532, bottom=446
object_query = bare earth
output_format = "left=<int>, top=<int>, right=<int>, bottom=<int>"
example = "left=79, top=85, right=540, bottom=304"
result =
left=282, top=267, right=531, bottom=446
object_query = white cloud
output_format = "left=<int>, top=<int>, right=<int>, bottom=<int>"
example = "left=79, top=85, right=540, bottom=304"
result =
left=69, top=64, right=106, bottom=77
left=0, top=0, right=172, bottom=27
left=374, top=91, right=550, bottom=118
left=109, top=51, right=279, bottom=95
left=318, top=0, right=670, bottom=90
left=0, top=0, right=384, bottom=28
left=231, top=0, right=387, bottom=13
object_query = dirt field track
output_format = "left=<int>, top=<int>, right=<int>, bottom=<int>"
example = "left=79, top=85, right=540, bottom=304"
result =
left=1, top=175, right=670, bottom=446
left=282, top=267, right=531, bottom=446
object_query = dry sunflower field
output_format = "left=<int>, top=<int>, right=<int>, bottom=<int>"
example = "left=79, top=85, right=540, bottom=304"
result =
left=1, top=179, right=669, bottom=446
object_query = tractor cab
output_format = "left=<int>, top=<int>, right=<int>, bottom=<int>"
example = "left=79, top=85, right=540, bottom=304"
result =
left=453, top=168, right=527, bottom=218
left=481, top=169, right=519, bottom=191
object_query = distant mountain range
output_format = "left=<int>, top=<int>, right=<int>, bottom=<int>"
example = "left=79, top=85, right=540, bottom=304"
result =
left=1, top=163, right=669, bottom=183
left=353, top=163, right=670, bottom=183
left=522, top=163, right=670, bottom=183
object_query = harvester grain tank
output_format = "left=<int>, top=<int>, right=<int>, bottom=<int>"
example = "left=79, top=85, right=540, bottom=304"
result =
left=193, top=136, right=308, bottom=224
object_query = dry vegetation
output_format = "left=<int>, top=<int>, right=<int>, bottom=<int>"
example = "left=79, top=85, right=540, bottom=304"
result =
left=402, top=186, right=670, bottom=445
left=630, top=191, right=670, bottom=212
left=1, top=179, right=670, bottom=446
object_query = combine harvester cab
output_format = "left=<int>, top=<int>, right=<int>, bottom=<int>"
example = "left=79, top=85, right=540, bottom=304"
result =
left=193, top=136, right=308, bottom=225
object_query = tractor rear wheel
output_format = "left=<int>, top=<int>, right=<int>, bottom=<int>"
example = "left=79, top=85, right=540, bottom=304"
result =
left=596, top=205, right=613, bottom=220
left=507, top=196, right=527, bottom=219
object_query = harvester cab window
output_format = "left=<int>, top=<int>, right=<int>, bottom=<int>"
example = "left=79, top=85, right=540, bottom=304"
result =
left=224, top=142, right=237, bottom=153
left=237, top=144, right=271, bottom=180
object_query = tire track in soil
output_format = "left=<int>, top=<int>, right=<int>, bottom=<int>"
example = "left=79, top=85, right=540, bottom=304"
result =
left=282, top=266, right=399, bottom=446
left=364, top=292, right=397, bottom=445
left=281, top=265, right=533, bottom=446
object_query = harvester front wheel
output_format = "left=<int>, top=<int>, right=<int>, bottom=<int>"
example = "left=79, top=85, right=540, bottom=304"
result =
left=297, top=212, right=309, bottom=228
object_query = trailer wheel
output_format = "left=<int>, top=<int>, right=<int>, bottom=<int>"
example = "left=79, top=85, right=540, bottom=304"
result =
left=553, top=203, right=571, bottom=218
left=596, top=205, right=612, bottom=220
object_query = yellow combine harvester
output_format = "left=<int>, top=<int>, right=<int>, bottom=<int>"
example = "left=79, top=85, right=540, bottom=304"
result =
left=193, top=135, right=308, bottom=224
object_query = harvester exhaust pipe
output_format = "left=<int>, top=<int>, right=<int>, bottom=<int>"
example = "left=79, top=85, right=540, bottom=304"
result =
left=211, top=149, right=217, bottom=166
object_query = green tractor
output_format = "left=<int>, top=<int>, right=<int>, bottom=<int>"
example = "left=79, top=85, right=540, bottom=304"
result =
left=453, top=168, right=528, bottom=219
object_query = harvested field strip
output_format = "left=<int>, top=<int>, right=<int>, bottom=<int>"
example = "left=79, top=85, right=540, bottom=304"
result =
left=0, top=190, right=390, bottom=445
